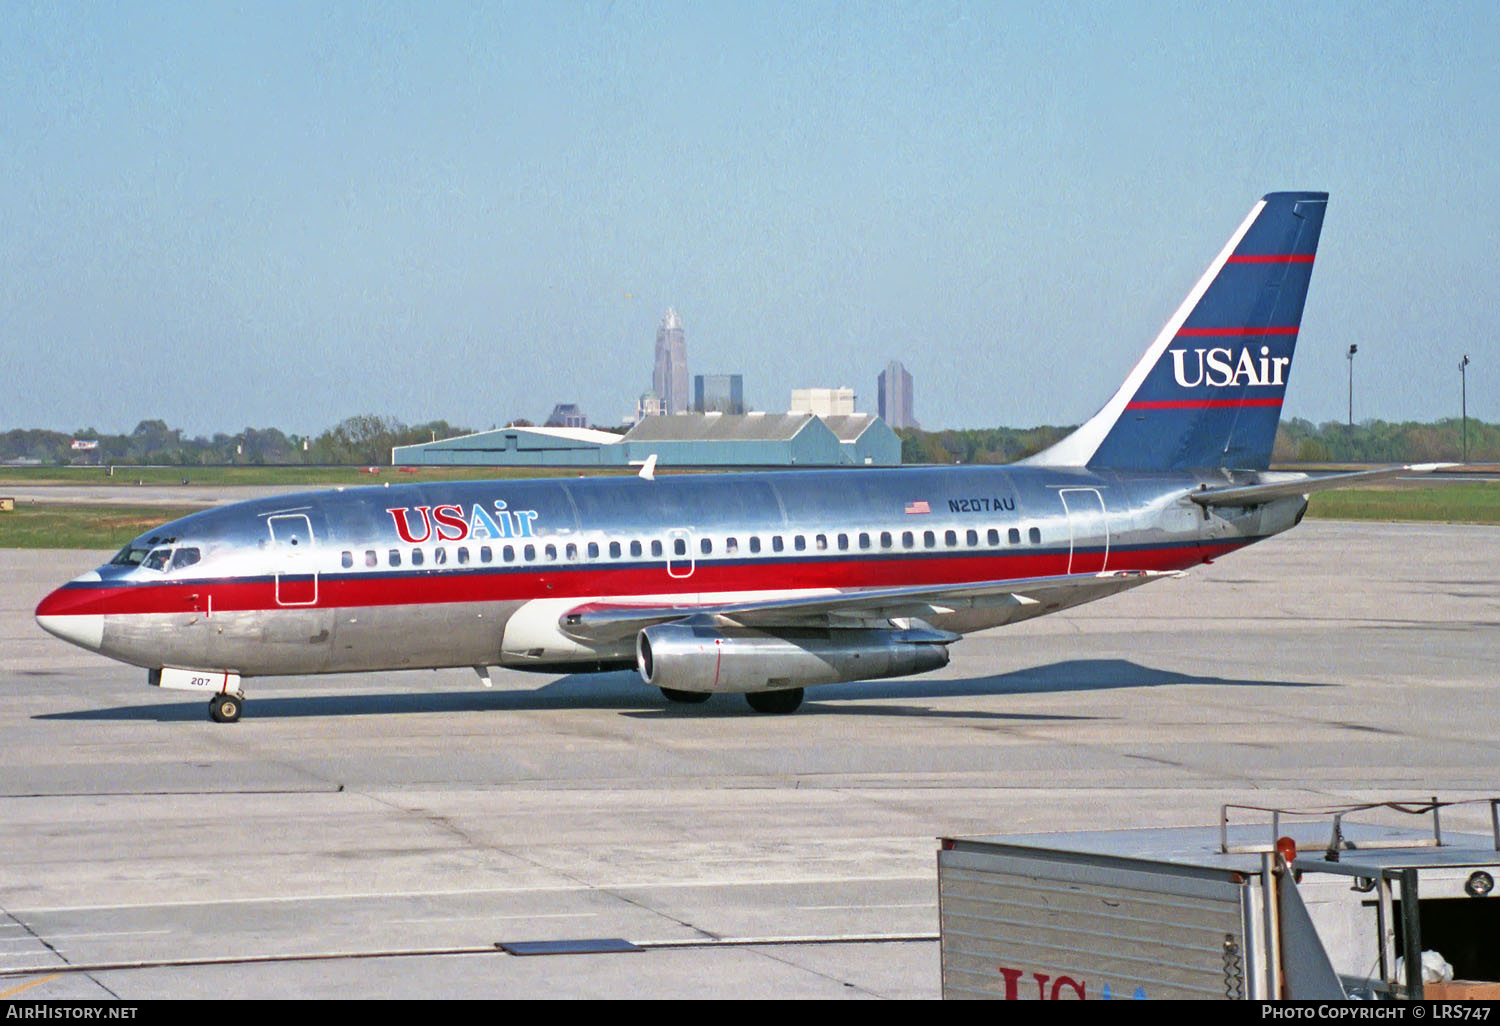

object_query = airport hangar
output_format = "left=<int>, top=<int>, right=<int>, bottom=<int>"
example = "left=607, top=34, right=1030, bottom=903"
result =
left=390, top=411, right=903, bottom=468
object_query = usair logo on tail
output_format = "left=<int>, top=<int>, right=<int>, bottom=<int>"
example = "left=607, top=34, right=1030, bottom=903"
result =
left=1170, top=346, right=1291, bottom=389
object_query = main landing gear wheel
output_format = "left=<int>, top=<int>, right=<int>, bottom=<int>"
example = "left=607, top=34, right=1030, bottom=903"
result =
left=660, top=687, right=712, bottom=704
left=208, top=693, right=243, bottom=724
left=745, top=688, right=804, bottom=715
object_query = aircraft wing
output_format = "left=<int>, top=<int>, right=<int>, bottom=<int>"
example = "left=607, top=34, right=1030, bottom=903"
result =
left=1189, top=463, right=1454, bottom=508
left=558, top=569, right=1183, bottom=644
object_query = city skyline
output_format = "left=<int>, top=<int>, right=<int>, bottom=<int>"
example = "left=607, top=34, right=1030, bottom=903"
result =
left=2, top=4, right=1494, bottom=436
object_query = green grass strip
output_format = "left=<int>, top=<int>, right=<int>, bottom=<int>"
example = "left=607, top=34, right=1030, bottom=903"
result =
left=1306, top=482, right=1500, bottom=523
left=0, top=504, right=210, bottom=549
left=0, top=465, right=634, bottom=487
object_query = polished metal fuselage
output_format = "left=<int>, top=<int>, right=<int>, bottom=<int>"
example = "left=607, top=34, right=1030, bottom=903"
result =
left=52, top=464, right=1305, bottom=678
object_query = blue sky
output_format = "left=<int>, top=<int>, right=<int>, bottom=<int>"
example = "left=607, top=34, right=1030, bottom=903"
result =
left=2, top=1, right=1495, bottom=435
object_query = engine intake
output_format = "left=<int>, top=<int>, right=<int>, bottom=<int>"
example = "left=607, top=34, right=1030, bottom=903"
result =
left=636, top=623, right=953, bottom=694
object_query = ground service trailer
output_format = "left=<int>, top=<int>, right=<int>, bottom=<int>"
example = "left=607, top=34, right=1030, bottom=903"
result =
left=938, top=800, right=1500, bottom=1000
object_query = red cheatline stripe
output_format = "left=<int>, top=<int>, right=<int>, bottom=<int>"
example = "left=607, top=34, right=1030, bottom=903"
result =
left=1176, top=326, right=1299, bottom=337
left=37, top=541, right=1249, bottom=618
left=1227, top=253, right=1316, bottom=263
left=1126, top=398, right=1284, bottom=410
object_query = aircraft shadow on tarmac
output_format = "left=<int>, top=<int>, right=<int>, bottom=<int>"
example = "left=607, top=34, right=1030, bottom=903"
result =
left=35, top=658, right=1327, bottom=724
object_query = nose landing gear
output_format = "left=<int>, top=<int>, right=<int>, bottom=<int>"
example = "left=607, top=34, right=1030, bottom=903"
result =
left=149, top=668, right=246, bottom=723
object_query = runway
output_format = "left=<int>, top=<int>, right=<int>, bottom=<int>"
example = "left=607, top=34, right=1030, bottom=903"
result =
left=2, top=520, right=1498, bottom=998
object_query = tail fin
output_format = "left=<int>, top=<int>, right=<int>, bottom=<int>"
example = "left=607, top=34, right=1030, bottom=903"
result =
left=1026, top=192, right=1327, bottom=471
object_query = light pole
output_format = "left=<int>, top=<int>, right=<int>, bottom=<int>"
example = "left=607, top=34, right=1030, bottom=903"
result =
left=1347, top=344, right=1358, bottom=426
left=1461, top=354, right=1470, bottom=462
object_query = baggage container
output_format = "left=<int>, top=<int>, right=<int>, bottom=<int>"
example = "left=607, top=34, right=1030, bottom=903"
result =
left=938, top=799, right=1500, bottom=999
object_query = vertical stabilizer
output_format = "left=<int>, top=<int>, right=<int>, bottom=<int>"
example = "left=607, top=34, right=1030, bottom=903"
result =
left=1025, top=192, right=1327, bottom=470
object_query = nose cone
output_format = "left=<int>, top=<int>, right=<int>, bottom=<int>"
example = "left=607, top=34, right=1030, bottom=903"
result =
left=35, top=570, right=106, bottom=652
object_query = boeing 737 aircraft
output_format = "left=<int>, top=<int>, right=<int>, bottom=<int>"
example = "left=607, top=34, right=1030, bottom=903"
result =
left=35, top=191, right=1431, bottom=721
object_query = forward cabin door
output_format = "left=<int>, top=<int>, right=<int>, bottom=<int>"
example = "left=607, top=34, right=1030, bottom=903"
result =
left=268, top=513, right=319, bottom=606
left=1059, top=488, right=1109, bottom=574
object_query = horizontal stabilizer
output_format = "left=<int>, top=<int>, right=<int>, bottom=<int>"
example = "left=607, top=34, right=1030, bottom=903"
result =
left=1189, top=464, right=1454, bottom=507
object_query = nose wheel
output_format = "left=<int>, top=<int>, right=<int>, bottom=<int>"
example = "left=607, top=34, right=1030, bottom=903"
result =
left=208, top=692, right=243, bottom=723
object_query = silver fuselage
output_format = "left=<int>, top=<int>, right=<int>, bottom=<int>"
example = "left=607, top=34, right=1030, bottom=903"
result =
left=36, top=465, right=1305, bottom=678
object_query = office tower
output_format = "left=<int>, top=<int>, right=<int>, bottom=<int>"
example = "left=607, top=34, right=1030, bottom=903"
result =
left=790, top=387, right=855, bottom=417
left=877, top=360, right=917, bottom=429
left=693, top=373, right=745, bottom=414
left=544, top=403, right=588, bottom=428
left=653, top=308, right=689, bottom=415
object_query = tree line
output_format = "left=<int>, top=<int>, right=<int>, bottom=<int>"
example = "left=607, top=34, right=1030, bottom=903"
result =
left=4, top=415, right=1495, bottom=467
left=898, top=417, right=1498, bottom=465
left=1, top=415, right=475, bottom=467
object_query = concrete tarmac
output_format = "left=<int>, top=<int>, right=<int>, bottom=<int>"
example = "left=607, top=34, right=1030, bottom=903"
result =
left=2, top=520, right=1498, bottom=999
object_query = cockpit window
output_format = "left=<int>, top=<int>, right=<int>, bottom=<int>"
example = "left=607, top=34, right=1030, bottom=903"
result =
left=110, top=544, right=152, bottom=566
left=170, top=547, right=201, bottom=571
left=142, top=548, right=172, bottom=571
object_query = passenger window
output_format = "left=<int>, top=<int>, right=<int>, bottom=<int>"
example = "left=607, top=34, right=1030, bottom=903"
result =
left=858, top=533, right=870, bottom=550
left=902, top=531, right=914, bottom=548
left=503, top=545, right=515, bottom=563
left=1029, top=527, right=1041, bottom=544
left=944, top=530, right=957, bottom=546
left=434, top=547, right=447, bottom=565
left=673, top=538, right=686, bottom=557
left=987, top=529, right=999, bottom=546
left=1008, top=528, right=1021, bottom=545
left=565, top=543, right=578, bottom=561
left=725, top=537, right=738, bottom=554
left=749, top=536, right=761, bottom=554
left=365, top=549, right=378, bottom=567
left=523, top=544, right=536, bottom=561
left=587, top=542, right=600, bottom=559
left=609, top=541, right=621, bottom=559
left=389, top=549, right=401, bottom=567
left=814, top=534, right=827, bottom=551
left=171, top=547, right=201, bottom=571
left=772, top=536, right=784, bottom=552
left=836, top=533, right=849, bottom=551
left=456, top=547, right=469, bottom=565
left=700, top=538, right=712, bottom=555
left=966, top=530, right=978, bottom=546
left=651, top=540, right=663, bottom=557
left=411, top=548, right=425, bottom=566
left=880, top=531, right=892, bottom=549
left=794, top=536, right=806, bottom=552
left=480, top=546, right=492, bottom=563
left=631, top=540, right=643, bottom=557
left=544, top=544, right=557, bottom=561
left=923, top=531, right=936, bottom=548
left=341, top=551, right=354, bottom=569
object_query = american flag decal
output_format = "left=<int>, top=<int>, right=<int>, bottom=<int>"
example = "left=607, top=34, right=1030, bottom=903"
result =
left=904, top=500, right=930, bottom=515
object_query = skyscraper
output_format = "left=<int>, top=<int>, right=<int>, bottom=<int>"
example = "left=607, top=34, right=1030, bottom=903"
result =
left=653, top=308, right=689, bottom=415
left=878, top=360, right=917, bottom=429
left=693, top=373, right=745, bottom=414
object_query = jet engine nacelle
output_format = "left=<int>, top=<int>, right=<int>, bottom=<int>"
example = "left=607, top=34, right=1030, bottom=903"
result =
left=636, top=622, right=954, bottom=694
